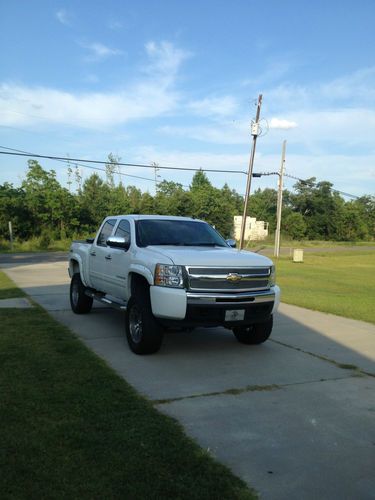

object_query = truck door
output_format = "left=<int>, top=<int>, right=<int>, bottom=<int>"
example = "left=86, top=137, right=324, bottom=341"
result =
left=105, top=219, right=132, bottom=300
left=89, top=218, right=116, bottom=292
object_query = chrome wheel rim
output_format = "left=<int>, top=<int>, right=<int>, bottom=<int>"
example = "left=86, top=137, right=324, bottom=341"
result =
left=129, top=306, right=143, bottom=343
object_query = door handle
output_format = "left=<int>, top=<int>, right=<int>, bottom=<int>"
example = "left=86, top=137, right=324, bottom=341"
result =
left=90, top=251, right=96, bottom=256
left=105, top=255, right=112, bottom=260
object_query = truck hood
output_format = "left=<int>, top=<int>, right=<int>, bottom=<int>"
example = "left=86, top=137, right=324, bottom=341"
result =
left=147, top=246, right=273, bottom=267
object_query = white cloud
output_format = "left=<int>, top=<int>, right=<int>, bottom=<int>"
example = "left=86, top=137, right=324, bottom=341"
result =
left=283, top=108, right=375, bottom=151
left=265, top=66, right=375, bottom=112
left=56, top=9, right=71, bottom=26
left=0, top=83, right=177, bottom=129
left=81, top=42, right=123, bottom=61
left=319, top=67, right=375, bottom=103
left=159, top=122, right=249, bottom=145
left=144, top=41, right=191, bottom=84
left=188, top=96, right=239, bottom=117
left=269, top=117, right=298, bottom=130
left=0, top=41, right=186, bottom=129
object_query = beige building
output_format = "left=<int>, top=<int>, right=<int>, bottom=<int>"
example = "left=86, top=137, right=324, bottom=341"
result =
left=234, top=216, right=269, bottom=241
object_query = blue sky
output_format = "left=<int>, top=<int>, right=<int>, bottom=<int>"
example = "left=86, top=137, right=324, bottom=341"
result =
left=1, top=0, right=374, bottom=197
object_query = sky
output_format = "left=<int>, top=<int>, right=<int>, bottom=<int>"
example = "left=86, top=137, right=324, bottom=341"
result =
left=0, top=0, right=374, bottom=198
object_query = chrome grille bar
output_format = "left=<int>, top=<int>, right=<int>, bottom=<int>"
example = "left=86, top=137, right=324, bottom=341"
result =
left=185, top=266, right=271, bottom=292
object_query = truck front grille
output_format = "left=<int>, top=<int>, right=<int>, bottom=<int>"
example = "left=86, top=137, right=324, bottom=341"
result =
left=185, top=266, right=271, bottom=292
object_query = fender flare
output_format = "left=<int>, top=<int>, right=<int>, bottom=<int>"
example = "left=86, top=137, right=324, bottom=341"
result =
left=128, top=264, right=154, bottom=296
left=69, top=254, right=89, bottom=287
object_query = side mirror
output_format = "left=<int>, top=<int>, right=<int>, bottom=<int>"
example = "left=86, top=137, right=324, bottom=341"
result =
left=106, top=236, right=130, bottom=251
left=226, top=239, right=237, bottom=248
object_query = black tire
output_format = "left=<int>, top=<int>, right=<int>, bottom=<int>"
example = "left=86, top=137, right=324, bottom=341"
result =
left=232, top=315, right=273, bottom=345
left=125, top=285, right=163, bottom=354
left=70, top=273, right=93, bottom=314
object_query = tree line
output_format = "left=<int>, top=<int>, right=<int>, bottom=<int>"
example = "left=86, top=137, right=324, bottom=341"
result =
left=0, top=158, right=374, bottom=245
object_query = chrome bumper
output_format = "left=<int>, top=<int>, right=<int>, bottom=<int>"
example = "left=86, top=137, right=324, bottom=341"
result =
left=186, top=289, right=275, bottom=306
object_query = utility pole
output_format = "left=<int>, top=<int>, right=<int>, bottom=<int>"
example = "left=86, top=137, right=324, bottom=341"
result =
left=274, top=140, right=286, bottom=258
left=8, top=221, right=13, bottom=251
left=239, top=94, right=263, bottom=250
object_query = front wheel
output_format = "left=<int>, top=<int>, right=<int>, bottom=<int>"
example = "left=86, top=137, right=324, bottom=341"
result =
left=70, top=273, right=93, bottom=314
left=232, top=316, right=273, bottom=345
left=125, top=287, right=163, bottom=354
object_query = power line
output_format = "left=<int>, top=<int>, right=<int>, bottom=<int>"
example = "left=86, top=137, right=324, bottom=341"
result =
left=0, top=145, right=362, bottom=200
left=0, top=148, right=248, bottom=175
left=284, top=173, right=360, bottom=200
left=0, top=145, right=193, bottom=189
left=253, top=170, right=360, bottom=200
left=0, top=146, right=157, bottom=184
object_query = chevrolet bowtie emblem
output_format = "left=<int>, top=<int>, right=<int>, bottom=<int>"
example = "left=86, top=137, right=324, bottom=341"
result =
left=226, top=273, right=242, bottom=283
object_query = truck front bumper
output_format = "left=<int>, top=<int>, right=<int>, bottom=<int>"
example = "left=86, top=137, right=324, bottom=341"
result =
left=150, top=285, right=280, bottom=327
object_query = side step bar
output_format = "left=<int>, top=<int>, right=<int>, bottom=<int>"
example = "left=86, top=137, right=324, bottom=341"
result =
left=85, top=289, right=127, bottom=311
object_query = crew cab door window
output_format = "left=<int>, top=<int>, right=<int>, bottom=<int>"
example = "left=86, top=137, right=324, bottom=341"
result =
left=115, top=219, right=131, bottom=243
left=97, top=219, right=116, bottom=246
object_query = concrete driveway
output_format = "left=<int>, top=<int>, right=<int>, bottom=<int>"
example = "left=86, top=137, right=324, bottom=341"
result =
left=1, top=253, right=374, bottom=500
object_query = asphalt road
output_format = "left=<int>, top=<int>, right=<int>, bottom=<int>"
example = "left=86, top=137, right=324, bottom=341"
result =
left=1, top=252, right=375, bottom=500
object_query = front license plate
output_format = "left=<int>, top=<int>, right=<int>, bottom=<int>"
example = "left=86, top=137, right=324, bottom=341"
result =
left=225, top=309, right=245, bottom=321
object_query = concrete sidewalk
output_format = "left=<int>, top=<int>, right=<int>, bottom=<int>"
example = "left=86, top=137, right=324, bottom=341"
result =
left=1, top=256, right=375, bottom=500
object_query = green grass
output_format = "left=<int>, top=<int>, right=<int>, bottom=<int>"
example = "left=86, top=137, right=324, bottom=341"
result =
left=0, top=238, right=72, bottom=253
left=244, top=237, right=374, bottom=250
left=276, top=250, right=375, bottom=324
left=0, top=271, right=26, bottom=299
left=0, top=272, right=255, bottom=500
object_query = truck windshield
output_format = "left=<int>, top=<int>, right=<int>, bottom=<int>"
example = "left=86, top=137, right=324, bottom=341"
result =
left=135, top=219, right=228, bottom=248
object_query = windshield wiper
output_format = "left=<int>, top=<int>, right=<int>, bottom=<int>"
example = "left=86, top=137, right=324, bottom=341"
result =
left=182, top=242, right=221, bottom=247
left=148, top=242, right=224, bottom=247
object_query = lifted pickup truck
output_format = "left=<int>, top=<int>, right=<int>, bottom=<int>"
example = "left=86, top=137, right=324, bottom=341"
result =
left=69, top=215, right=280, bottom=354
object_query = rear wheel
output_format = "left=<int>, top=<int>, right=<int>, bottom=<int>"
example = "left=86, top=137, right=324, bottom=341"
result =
left=232, top=316, right=273, bottom=345
left=70, top=273, right=93, bottom=314
left=125, top=285, right=163, bottom=354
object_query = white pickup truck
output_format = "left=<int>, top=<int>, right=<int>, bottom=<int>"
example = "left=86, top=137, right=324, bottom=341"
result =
left=69, top=215, right=280, bottom=354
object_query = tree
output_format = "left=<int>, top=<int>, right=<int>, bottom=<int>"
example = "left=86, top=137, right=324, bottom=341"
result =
left=338, top=202, right=369, bottom=241
left=290, top=179, right=345, bottom=240
left=21, top=160, right=74, bottom=238
left=154, top=181, right=192, bottom=216
left=140, top=192, right=155, bottom=214
left=0, top=183, right=29, bottom=240
left=189, top=171, right=236, bottom=237
left=353, top=196, right=375, bottom=239
left=78, top=173, right=111, bottom=231
left=248, top=188, right=278, bottom=232
left=105, top=153, right=121, bottom=188
left=282, top=212, right=307, bottom=240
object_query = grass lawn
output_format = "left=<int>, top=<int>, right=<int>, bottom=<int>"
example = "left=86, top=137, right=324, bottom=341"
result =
left=0, top=271, right=26, bottom=299
left=276, top=250, right=375, bottom=324
left=0, top=272, right=255, bottom=500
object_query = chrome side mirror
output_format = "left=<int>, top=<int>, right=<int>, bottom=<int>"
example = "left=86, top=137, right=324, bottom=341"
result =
left=226, top=239, right=237, bottom=248
left=106, top=236, right=130, bottom=250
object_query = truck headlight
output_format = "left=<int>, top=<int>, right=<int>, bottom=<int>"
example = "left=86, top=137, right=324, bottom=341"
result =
left=269, top=265, right=276, bottom=287
left=154, top=264, right=184, bottom=288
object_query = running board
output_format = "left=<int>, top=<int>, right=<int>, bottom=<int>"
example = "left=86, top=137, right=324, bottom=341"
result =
left=85, top=289, right=127, bottom=311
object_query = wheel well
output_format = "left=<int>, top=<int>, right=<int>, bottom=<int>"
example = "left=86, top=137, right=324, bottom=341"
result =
left=70, top=259, right=80, bottom=276
left=129, top=273, right=149, bottom=297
